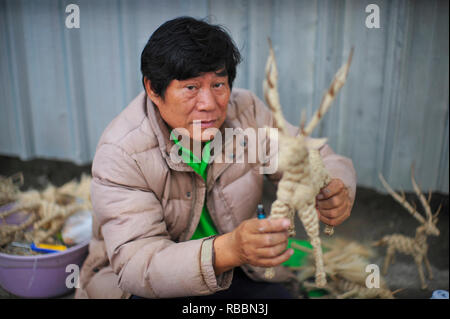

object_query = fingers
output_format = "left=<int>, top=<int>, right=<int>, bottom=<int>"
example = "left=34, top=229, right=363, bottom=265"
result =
left=256, top=249, right=294, bottom=267
left=316, top=179, right=345, bottom=200
left=250, top=217, right=291, bottom=234
left=255, top=240, right=289, bottom=258
left=316, top=178, right=352, bottom=226
left=255, top=232, right=289, bottom=247
left=319, top=210, right=349, bottom=226
left=318, top=201, right=351, bottom=226
left=316, top=189, right=348, bottom=210
left=235, top=218, right=293, bottom=267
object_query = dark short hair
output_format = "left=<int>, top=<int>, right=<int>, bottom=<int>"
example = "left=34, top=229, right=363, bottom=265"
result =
left=140, top=16, right=242, bottom=99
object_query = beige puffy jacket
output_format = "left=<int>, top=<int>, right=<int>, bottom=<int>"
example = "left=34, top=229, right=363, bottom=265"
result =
left=75, top=89, right=356, bottom=299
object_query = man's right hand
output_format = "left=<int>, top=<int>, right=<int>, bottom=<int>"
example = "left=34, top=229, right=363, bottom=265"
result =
left=213, top=217, right=293, bottom=275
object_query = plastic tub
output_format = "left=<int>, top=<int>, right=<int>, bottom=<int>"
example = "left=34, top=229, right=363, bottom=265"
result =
left=0, top=203, right=89, bottom=298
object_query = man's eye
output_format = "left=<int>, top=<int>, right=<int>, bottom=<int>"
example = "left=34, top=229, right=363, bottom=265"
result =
left=186, top=85, right=196, bottom=90
left=214, top=83, right=225, bottom=88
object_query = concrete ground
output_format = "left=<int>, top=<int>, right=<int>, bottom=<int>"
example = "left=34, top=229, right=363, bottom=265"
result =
left=1, top=155, right=448, bottom=299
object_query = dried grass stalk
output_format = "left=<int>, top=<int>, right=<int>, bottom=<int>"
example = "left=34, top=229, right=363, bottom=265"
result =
left=0, top=173, right=92, bottom=248
left=295, top=238, right=398, bottom=299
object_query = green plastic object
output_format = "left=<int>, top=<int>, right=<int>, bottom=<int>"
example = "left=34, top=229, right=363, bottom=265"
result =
left=283, top=238, right=327, bottom=298
left=282, top=238, right=312, bottom=267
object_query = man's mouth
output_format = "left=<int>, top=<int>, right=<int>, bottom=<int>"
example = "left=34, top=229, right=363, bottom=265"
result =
left=193, top=120, right=217, bottom=128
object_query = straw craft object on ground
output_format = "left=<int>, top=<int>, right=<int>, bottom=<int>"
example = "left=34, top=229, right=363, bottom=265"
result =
left=374, top=165, right=441, bottom=290
left=293, top=238, right=400, bottom=298
left=0, top=173, right=92, bottom=251
left=0, top=173, right=23, bottom=207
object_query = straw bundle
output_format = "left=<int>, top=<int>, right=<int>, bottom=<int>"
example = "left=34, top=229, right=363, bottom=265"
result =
left=292, top=237, right=399, bottom=298
left=0, top=173, right=92, bottom=248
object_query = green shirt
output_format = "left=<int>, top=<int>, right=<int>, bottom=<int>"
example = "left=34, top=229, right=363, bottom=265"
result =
left=171, top=132, right=218, bottom=240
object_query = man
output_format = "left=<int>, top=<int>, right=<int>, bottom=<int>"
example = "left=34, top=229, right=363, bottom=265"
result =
left=75, top=16, right=356, bottom=299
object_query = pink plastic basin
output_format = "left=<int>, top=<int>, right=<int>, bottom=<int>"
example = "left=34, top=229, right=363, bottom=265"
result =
left=0, top=203, right=89, bottom=298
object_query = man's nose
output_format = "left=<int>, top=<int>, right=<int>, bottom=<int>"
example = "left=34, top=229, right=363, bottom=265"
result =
left=196, top=88, right=217, bottom=111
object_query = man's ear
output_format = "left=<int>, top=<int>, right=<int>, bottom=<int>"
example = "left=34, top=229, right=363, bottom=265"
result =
left=144, top=77, right=160, bottom=105
left=144, top=77, right=154, bottom=96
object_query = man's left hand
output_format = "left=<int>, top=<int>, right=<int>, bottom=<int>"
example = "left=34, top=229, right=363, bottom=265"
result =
left=315, top=178, right=352, bottom=226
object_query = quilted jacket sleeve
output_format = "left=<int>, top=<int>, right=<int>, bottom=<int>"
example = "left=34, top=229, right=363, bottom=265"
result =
left=91, top=142, right=231, bottom=298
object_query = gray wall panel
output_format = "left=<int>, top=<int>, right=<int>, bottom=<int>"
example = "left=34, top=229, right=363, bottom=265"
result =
left=0, top=0, right=448, bottom=193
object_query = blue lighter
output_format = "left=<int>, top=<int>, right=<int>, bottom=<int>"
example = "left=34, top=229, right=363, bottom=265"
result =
left=257, top=204, right=266, bottom=219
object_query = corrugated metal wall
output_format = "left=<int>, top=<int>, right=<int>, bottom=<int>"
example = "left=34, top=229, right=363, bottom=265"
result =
left=0, top=0, right=448, bottom=193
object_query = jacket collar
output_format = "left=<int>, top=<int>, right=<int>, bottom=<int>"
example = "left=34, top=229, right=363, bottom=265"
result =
left=146, top=94, right=193, bottom=172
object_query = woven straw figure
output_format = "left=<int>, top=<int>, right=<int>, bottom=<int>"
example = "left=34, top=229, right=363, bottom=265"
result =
left=374, top=165, right=441, bottom=290
left=262, top=40, right=353, bottom=286
left=0, top=173, right=23, bottom=206
left=296, top=238, right=401, bottom=299
left=304, top=277, right=399, bottom=299
left=0, top=174, right=91, bottom=247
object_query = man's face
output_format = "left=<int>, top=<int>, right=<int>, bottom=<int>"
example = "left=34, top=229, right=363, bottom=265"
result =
left=146, top=70, right=230, bottom=142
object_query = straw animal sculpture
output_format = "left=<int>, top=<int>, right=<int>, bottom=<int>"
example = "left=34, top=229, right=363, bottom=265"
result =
left=303, top=277, right=399, bottom=299
left=262, top=39, right=353, bottom=286
left=374, top=165, right=441, bottom=290
left=0, top=174, right=92, bottom=247
left=0, top=173, right=23, bottom=206
left=295, top=238, right=400, bottom=299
